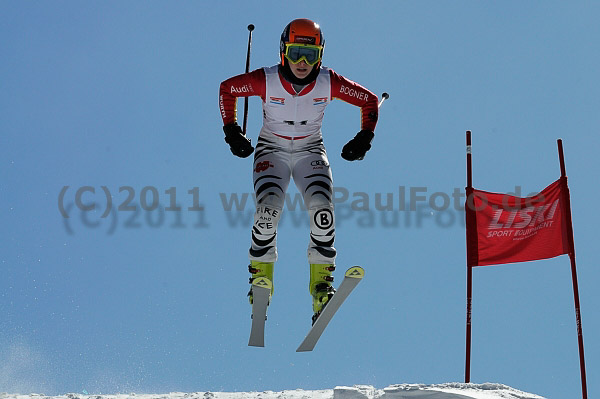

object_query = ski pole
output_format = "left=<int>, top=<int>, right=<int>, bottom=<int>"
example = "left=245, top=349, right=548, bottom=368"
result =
left=378, top=92, right=389, bottom=108
left=242, top=24, right=254, bottom=136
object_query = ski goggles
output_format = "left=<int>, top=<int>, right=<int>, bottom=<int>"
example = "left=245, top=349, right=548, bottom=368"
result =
left=283, top=43, right=323, bottom=66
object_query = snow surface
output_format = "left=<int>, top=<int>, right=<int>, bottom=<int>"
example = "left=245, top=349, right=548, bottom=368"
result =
left=0, top=383, right=547, bottom=399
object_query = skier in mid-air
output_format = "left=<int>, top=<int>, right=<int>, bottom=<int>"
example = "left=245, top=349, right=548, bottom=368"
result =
left=219, top=18, right=379, bottom=323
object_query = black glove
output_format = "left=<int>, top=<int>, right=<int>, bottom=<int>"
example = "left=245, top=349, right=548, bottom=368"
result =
left=341, top=130, right=374, bottom=161
left=223, top=123, right=254, bottom=158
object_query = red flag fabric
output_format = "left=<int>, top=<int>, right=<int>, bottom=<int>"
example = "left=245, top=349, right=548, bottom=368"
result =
left=466, top=177, right=572, bottom=267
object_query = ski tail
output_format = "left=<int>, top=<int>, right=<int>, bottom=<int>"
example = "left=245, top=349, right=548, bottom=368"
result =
left=248, top=277, right=272, bottom=347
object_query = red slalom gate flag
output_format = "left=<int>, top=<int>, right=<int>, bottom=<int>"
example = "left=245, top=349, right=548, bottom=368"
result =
left=466, top=177, right=573, bottom=267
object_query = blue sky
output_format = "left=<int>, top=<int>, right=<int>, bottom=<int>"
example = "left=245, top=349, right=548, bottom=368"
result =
left=1, top=1, right=598, bottom=398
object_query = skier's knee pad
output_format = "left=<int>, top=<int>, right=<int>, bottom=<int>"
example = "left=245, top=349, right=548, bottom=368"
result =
left=309, top=204, right=335, bottom=235
left=307, top=204, right=336, bottom=264
left=253, top=204, right=283, bottom=235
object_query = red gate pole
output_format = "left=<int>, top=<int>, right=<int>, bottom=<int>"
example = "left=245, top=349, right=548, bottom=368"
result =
left=557, top=139, right=587, bottom=399
left=465, top=130, right=474, bottom=383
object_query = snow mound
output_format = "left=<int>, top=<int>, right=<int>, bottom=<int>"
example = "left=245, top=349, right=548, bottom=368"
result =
left=0, top=384, right=547, bottom=399
left=373, top=383, right=546, bottom=398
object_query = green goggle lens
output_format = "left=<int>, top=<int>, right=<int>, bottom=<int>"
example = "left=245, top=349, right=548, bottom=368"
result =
left=284, top=44, right=322, bottom=66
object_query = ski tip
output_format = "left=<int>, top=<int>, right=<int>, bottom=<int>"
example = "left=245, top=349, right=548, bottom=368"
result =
left=296, top=347, right=312, bottom=353
left=345, top=266, right=364, bottom=279
left=251, top=277, right=273, bottom=290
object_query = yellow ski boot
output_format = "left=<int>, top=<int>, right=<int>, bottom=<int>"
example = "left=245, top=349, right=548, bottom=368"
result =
left=309, top=263, right=336, bottom=324
left=248, top=261, right=274, bottom=305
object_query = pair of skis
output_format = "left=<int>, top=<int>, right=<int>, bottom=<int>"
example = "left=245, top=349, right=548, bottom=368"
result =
left=248, top=266, right=364, bottom=352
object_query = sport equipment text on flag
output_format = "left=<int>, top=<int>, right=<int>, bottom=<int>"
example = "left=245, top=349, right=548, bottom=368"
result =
left=466, top=177, right=572, bottom=267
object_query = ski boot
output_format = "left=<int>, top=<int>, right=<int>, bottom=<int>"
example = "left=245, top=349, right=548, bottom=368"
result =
left=309, top=263, right=336, bottom=324
left=248, top=261, right=274, bottom=305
